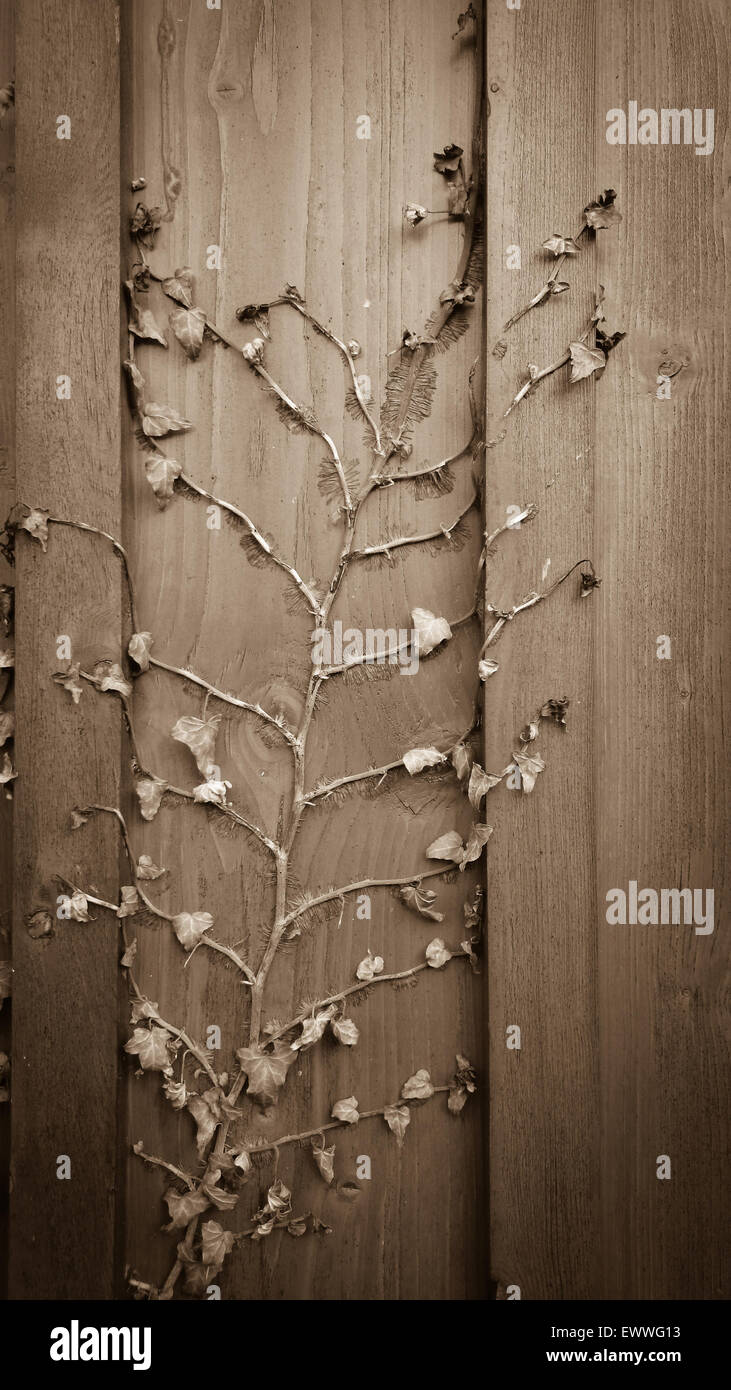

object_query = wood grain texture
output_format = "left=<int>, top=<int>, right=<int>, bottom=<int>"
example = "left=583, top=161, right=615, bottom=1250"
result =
left=9, top=0, right=122, bottom=1300
left=485, top=0, right=729, bottom=1300
left=119, top=0, right=485, bottom=1299
left=0, top=0, right=15, bottom=1304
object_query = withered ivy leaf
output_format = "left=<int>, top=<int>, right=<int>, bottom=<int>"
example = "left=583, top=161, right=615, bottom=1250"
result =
left=136, top=853, right=166, bottom=880
left=596, top=325, right=626, bottom=355
left=521, top=722, right=540, bottom=743
left=6, top=503, right=50, bottom=553
left=452, top=3, right=476, bottom=37
left=583, top=188, right=622, bottom=231
left=201, top=1220, right=235, bottom=1266
left=161, top=267, right=195, bottom=308
left=129, top=202, right=163, bottom=246
left=0, top=648, right=13, bottom=667
left=169, top=306, right=206, bottom=361
left=0, top=751, right=16, bottom=793
left=478, top=658, right=499, bottom=681
left=130, top=997, right=158, bottom=1023
left=201, top=1173, right=239, bottom=1212
left=401, top=1068, right=434, bottom=1102
left=186, top=1092, right=219, bottom=1156
left=331, top=1016, right=359, bottom=1047
left=355, top=951, right=384, bottom=982
left=446, top=181, right=469, bottom=217
left=0, top=960, right=11, bottom=1010
left=120, top=938, right=137, bottom=968
left=0, top=583, right=13, bottom=632
left=425, top=829, right=463, bottom=864
left=283, top=283, right=304, bottom=304
left=287, top=1218, right=307, bottom=1237
left=173, top=911, right=213, bottom=952
left=62, top=890, right=92, bottom=922
left=93, top=661, right=133, bottom=699
left=0, top=711, right=14, bottom=746
left=468, top=763, right=502, bottom=810
left=128, top=631, right=153, bottom=672
left=569, top=341, right=606, bottom=382
left=144, top=454, right=181, bottom=506
left=448, top=1053, right=477, bottom=1114
left=163, top=1186, right=211, bottom=1231
left=400, top=883, right=443, bottom=922
left=182, top=1258, right=222, bottom=1298
left=451, top=741, right=472, bottom=781
left=70, top=806, right=90, bottom=828
left=402, top=746, right=446, bottom=775
left=135, top=775, right=168, bottom=822
left=542, top=235, right=579, bottom=257
left=461, top=822, right=493, bottom=870
left=123, top=358, right=145, bottom=395
left=125, top=1025, right=176, bottom=1074
left=332, top=1095, right=359, bottom=1124
left=404, top=202, right=428, bottom=227
left=460, top=938, right=480, bottom=974
left=433, top=143, right=463, bottom=174
left=425, top=937, right=451, bottom=969
left=232, top=1148, right=252, bottom=1175
left=141, top=402, right=193, bottom=438
left=235, top=1041, right=296, bottom=1111
left=250, top=1217, right=275, bottom=1241
left=235, top=300, right=271, bottom=321
left=124, top=281, right=167, bottom=346
left=550, top=280, right=570, bottom=295
left=384, top=1102, right=410, bottom=1147
left=259, top=1178, right=292, bottom=1215
left=171, top=713, right=221, bottom=778
left=514, top=749, right=545, bottom=793
left=291, top=1005, right=337, bottom=1051
left=193, top=778, right=231, bottom=807
left=411, top=607, right=452, bottom=656
left=312, top=1138, right=335, bottom=1185
left=581, top=568, right=602, bottom=598
left=162, top=1078, right=187, bottom=1110
left=440, top=282, right=475, bottom=307
left=541, top=697, right=570, bottom=726
left=117, top=885, right=140, bottom=918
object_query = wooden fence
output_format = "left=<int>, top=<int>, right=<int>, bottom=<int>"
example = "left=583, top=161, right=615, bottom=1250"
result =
left=1, top=0, right=728, bottom=1302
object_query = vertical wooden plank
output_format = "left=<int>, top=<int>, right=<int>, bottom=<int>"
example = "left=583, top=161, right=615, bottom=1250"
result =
left=0, top=0, right=15, bottom=1302
left=120, top=0, right=485, bottom=1299
left=485, top=0, right=600, bottom=1300
left=9, top=0, right=122, bottom=1299
left=593, top=0, right=730, bottom=1301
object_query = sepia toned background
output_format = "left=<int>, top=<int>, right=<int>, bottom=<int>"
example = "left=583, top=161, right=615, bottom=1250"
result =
left=0, top=0, right=728, bottom=1301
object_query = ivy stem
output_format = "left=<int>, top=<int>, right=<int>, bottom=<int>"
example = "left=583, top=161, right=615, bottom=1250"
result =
left=301, top=717, right=478, bottom=804
left=480, top=558, right=595, bottom=655
left=280, top=864, right=457, bottom=933
left=264, top=960, right=462, bottom=1045
left=146, top=657, right=298, bottom=745
left=351, top=492, right=477, bottom=561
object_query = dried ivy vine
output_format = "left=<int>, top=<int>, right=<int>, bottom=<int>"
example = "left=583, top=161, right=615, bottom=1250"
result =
left=0, top=5, right=625, bottom=1296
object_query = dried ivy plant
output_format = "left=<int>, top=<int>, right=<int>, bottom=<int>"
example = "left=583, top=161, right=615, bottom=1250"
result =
left=1, top=5, right=624, bottom=1297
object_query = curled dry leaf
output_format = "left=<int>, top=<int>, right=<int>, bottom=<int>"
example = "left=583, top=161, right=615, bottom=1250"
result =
left=331, top=1016, right=360, bottom=1047
left=542, top=235, right=579, bottom=256
left=425, top=937, right=451, bottom=969
left=120, top=939, right=137, bottom=968
left=448, top=1054, right=477, bottom=1114
left=201, top=1220, right=235, bottom=1266
left=332, top=1096, right=359, bottom=1124
left=136, top=854, right=166, bottom=880
left=162, top=1078, right=187, bottom=1110
left=169, top=306, right=206, bottom=361
left=186, top=1092, right=219, bottom=1156
left=130, top=997, right=158, bottom=1024
left=433, top=143, right=463, bottom=174
left=27, top=909, right=53, bottom=939
left=93, top=661, right=133, bottom=699
left=312, top=1138, right=336, bottom=1185
left=461, top=822, right=493, bottom=869
left=468, top=763, right=502, bottom=810
left=5, top=503, right=50, bottom=553
left=411, top=607, right=452, bottom=656
left=135, top=775, right=168, bottom=821
left=52, top=662, right=84, bottom=704
left=569, top=341, right=607, bottom=382
left=355, top=951, right=384, bottom=982
left=235, top=1041, right=296, bottom=1111
left=0, top=648, right=13, bottom=668
left=173, top=911, right=214, bottom=952
left=384, top=1103, right=410, bottom=1147
left=401, top=1068, right=435, bottom=1102
left=425, top=829, right=463, bottom=864
left=117, top=885, right=140, bottom=918
left=124, top=1025, right=177, bottom=1075
left=450, top=741, right=472, bottom=781
left=291, top=1005, right=337, bottom=1051
left=402, top=746, right=447, bottom=775
left=141, top=402, right=193, bottom=438
left=171, top=713, right=220, bottom=778
left=193, top=779, right=232, bottom=808
left=478, top=658, right=499, bottom=681
left=514, top=749, right=546, bottom=793
left=61, top=890, right=92, bottom=922
left=128, top=631, right=153, bottom=672
left=144, top=455, right=182, bottom=506
left=583, top=188, right=621, bottom=231
left=125, top=281, right=167, bottom=346
left=400, top=883, right=443, bottom=922
left=0, top=751, right=17, bottom=790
